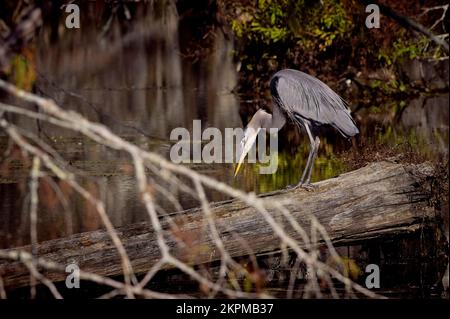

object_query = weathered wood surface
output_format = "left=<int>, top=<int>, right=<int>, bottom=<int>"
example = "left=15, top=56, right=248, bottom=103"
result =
left=0, top=161, right=436, bottom=289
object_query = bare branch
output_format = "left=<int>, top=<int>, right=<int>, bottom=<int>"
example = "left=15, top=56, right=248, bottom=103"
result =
left=0, top=78, right=386, bottom=299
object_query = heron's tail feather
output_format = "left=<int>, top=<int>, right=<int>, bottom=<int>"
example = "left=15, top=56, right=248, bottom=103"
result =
left=332, top=110, right=359, bottom=138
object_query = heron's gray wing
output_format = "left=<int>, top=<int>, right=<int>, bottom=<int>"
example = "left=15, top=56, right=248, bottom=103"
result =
left=271, top=69, right=359, bottom=137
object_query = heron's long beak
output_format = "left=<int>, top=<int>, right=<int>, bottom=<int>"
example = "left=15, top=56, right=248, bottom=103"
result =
left=234, top=128, right=260, bottom=177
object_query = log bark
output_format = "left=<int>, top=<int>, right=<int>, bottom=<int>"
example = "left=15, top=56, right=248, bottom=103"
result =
left=0, top=161, right=436, bottom=289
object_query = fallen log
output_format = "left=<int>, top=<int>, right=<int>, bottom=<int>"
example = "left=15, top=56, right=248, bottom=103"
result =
left=0, top=161, right=437, bottom=289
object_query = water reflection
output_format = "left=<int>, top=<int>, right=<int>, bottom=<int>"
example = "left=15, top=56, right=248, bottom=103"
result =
left=0, top=1, right=448, bottom=248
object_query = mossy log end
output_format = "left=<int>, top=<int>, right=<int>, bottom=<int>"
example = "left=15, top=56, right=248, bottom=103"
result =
left=0, top=161, right=438, bottom=289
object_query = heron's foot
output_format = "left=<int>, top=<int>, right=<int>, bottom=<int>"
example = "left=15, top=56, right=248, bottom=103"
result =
left=299, top=183, right=316, bottom=191
left=286, top=184, right=297, bottom=190
left=286, top=182, right=316, bottom=191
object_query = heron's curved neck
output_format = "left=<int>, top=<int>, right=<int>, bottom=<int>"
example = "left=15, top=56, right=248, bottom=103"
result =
left=271, top=104, right=286, bottom=130
left=249, top=108, right=286, bottom=132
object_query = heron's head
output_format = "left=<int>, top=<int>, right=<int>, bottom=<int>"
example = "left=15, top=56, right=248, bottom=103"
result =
left=234, top=109, right=272, bottom=177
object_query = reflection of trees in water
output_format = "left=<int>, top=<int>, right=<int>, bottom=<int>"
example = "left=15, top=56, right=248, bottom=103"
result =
left=401, top=94, right=448, bottom=156
left=1, top=0, right=244, bottom=245
left=31, top=0, right=240, bottom=139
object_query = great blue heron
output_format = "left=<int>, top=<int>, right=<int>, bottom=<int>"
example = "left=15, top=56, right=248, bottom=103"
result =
left=234, top=69, right=359, bottom=188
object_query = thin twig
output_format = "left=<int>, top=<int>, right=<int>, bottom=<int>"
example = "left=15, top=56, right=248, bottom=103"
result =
left=29, top=156, right=41, bottom=299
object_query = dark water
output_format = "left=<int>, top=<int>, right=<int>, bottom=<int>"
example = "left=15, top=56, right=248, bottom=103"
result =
left=0, top=1, right=448, bottom=255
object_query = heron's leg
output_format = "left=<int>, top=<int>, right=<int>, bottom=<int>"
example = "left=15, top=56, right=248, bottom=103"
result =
left=297, top=122, right=316, bottom=187
left=288, top=146, right=313, bottom=190
left=304, top=136, right=320, bottom=185
left=299, top=143, right=314, bottom=184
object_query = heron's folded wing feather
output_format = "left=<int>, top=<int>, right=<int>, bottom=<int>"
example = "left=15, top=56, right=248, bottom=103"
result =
left=271, top=69, right=359, bottom=137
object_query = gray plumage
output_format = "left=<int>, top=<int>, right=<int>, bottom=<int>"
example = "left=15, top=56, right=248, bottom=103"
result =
left=236, top=68, right=359, bottom=188
left=270, top=69, right=359, bottom=138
